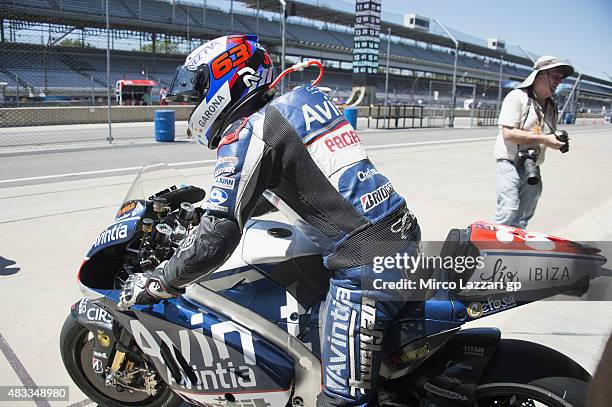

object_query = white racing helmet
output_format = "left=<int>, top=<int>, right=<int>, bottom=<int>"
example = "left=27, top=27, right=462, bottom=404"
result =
left=168, top=35, right=275, bottom=148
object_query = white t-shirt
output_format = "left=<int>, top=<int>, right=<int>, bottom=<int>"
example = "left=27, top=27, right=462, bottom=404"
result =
left=495, top=89, right=556, bottom=165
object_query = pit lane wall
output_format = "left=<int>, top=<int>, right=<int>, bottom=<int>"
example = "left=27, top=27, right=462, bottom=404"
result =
left=0, top=105, right=195, bottom=127
left=0, top=105, right=605, bottom=127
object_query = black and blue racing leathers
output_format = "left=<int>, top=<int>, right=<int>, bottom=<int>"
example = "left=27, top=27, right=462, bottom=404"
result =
left=161, top=85, right=421, bottom=406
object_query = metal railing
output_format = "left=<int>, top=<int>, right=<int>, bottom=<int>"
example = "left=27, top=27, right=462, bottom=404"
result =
left=367, top=104, right=451, bottom=129
left=368, top=105, right=432, bottom=129
left=476, top=108, right=498, bottom=126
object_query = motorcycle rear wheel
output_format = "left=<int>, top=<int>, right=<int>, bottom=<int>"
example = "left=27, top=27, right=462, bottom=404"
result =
left=475, top=379, right=589, bottom=407
left=60, top=315, right=183, bottom=407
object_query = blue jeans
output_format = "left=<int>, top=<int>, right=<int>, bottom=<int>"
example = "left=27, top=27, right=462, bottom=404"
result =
left=493, top=160, right=542, bottom=228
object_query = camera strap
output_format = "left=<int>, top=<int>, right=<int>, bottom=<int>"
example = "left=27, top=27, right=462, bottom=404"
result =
left=519, top=95, right=533, bottom=130
left=517, top=92, right=534, bottom=152
left=533, top=98, right=547, bottom=132
left=517, top=91, right=556, bottom=152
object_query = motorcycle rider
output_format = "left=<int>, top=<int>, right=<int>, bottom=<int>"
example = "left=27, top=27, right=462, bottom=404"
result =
left=118, top=34, right=421, bottom=406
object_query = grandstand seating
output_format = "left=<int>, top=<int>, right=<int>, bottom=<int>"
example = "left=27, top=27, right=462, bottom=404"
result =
left=3, top=40, right=609, bottom=99
left=0, top=71, right=20, bottom=87
left=3, top=0, right=534, bottom=77
left=1, top=0, right=609, bottom=103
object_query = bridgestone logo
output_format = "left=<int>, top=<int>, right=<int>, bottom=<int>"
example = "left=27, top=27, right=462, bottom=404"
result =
left=198, top=94, right=226, bottom=127
left=360, top=182, right=394, bottom=213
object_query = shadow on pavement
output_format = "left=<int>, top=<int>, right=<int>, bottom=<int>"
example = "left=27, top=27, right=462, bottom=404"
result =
left=0, top=256, right=20, bottom=276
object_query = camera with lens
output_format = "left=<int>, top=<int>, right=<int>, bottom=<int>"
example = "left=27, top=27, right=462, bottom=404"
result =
left=554, top=129, right=570, bottom=153
left=514, top=148, right=540, bottom=185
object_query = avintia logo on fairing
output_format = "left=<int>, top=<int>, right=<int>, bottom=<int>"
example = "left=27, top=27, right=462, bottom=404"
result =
left=130, top=320, right=258, bottom=391
left=360, top=182, right=394, bottom=213
left=92, top=223, right=128, bottom=248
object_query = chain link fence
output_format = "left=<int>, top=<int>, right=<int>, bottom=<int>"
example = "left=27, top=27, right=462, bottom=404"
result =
left=3, top=1, right=606, bottom=149
left=0, top=0, right=224, bottom=148
left=0, top=0, right=509, bottom=150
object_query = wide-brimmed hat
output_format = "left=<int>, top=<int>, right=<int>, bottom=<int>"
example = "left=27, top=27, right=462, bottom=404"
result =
left=517, top=55, right=574, bottom=89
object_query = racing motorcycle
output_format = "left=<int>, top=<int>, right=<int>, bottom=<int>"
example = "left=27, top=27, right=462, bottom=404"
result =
left=61, top=163, right=608, bottom=407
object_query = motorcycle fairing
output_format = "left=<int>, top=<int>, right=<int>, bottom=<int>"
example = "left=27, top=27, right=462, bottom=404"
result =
left=196, top=260, right=324, bottom=351
left=177, top=390, right=293, bottom=407
left=199, top=265, right=305, bottom=328
left=382, top=296, right=460, bottom=357
left=70, top=298, right=117, bottom=375
left=380, top=328, right=458, bottom=379
left=86, top=215, right=142, bottom=259
left=184, top=283, right=323, bottom=407
left=114, top=200, right=146, bottom=221
left=407, top=327, right=501, bottom=406
left=108, top=296, right=294, bottom=398
left=440, top=222, right=607, bottom=315
left=203, top=255, right=331, bottom=318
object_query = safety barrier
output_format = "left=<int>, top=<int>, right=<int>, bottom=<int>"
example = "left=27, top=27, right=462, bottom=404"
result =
left=367, top=105, right=449, bottom=129
left=476, top=108, right=498, bottom=126
left=0, top=105, right=195, bottom=127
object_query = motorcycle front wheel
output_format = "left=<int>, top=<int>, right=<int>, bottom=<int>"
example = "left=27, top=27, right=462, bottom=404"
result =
left=60, top=315, right=183, bottom=407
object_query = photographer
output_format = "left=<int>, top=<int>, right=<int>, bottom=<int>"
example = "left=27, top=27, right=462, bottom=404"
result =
left=493, top=56, right=573, bottom=228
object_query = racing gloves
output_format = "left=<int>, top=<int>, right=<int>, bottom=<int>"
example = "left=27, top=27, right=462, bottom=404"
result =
left=117, top=269, right=178, bottom=310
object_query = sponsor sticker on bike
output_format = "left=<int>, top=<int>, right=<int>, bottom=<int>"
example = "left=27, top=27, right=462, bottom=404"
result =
left=86, top=307, right=113, bottom=324
left=466, top=295, right=516, bottom=319
left=446, top=360, right=473, bottom=370
left=91, top=357, right=104, bottom=374
left=390, top=342, right=432, bottom=366
left=91, top=221, right=132, bottom=249
left=463, top=345, right=484, bottom=357
left=424, top=382, right=468, bottom=401
left=130, top=319, right=258, bottom=391
left=93, top=351, right=108, bottom=359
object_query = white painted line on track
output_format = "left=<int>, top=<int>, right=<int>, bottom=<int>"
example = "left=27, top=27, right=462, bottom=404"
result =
left=566, top=128, right=612, bottom=134
left=367, top=136, right=494, bottom=150
left=2, top=129, right=609, bottom=184
left=0, top=159, right=217, bottom=184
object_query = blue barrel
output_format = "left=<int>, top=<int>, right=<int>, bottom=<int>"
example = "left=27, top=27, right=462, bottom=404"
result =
left=564, top=112, right=573, bottom=124
left=344, top=107, right=358, bottom=129
left=154, top=110, right=175, bottom=142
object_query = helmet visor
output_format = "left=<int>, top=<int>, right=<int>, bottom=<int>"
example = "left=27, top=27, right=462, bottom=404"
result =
left=168, top=64, right=210, bottom=101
